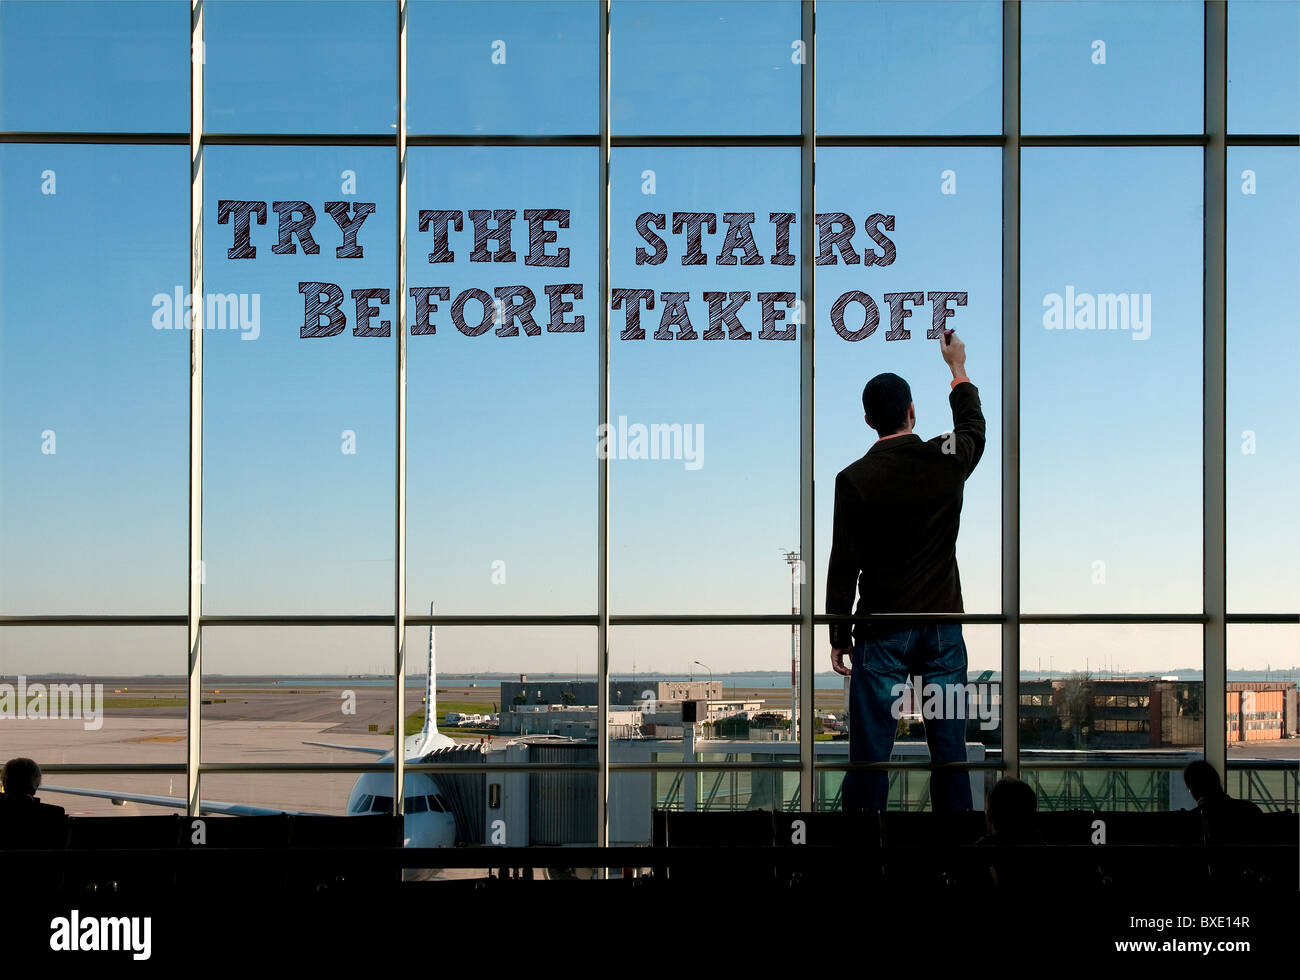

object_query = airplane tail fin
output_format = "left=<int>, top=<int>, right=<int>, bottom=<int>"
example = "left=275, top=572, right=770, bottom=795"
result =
left=409, top=601, right=454, bottom=755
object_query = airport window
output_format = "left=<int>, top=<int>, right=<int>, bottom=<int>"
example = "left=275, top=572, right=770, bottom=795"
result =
left=1, top=0, right=1297, bottom=862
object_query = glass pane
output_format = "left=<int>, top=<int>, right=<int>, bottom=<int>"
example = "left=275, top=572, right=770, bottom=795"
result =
left=1020, top=148, right=1202, bottom=613
left=201, top=772, right=358, bottom=816
left=1020, top=625, right=1203, bottom=761
left=405, top=146, right=597, bottom=615
left=609, top=146, right=799, bottom=613
left=817, top=0, right=1001, bottom=135
left=0, top=626, right=187, bottom=764
left=0, top=145, right=189, bottom=615
left=611, top=626, right=803, bottom=745
left=410, top=624, right=597, bottom=848
left=1227, top=624, right=1299, bottom=811
left=0, top=0, right=189, bottom=133
left=202, top=145, right=395, bottom=615
left=204, top=0, right=395, bottom=134
left=1021, top=767, right=1193, bottom=812
left=410, top=622, right=594, bottom=750
left=200, top=626, right=394, bottom=763
left=1229, top=0, right=1300, bottom=134
left=1022, top=0, right=1203, bottom=135
left=612, top=0, right=800, bottom=135
left=1228, top=147, right=1300, bottom=613
left=813, top=147, right=1002, bottom=618
left=612, top=766, right=801, bottom=847
left=408, top=0, right=598, bottom=135
left=38, top=774, right=187, bottom=817
left=610, top=625, right=803, bottom=838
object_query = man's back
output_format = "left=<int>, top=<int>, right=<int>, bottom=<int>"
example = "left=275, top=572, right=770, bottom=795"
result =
left=827, top=380, right=986, bottom=640
left=0, top=793, right=68, bottom=849
left=1197, top=790, right=1264, bottom=845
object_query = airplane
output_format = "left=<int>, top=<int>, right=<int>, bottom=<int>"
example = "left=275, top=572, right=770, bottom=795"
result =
left=43, top=605, right=460, bottom=848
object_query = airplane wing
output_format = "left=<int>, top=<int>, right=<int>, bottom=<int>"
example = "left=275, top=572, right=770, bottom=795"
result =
left=301, top=740, right=388, bottom=756
left=41, top=785, right=325, bottom=817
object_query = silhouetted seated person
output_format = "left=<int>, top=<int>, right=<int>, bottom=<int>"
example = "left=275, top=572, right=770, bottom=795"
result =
left=971, top=778, right=1043, bottom=888
left=0, top=757, right=68, bottom=850
left=976, top=777, right=1044, bottom=846
left=1183, top=760, right=1263, bottom=846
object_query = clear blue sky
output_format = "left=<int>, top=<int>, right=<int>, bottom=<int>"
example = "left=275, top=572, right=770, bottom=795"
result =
left=1, top=1, right=1297, bottom=684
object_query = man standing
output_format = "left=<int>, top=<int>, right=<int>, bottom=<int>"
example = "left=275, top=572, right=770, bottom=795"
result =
left=827, top=331, right=986, bottom=813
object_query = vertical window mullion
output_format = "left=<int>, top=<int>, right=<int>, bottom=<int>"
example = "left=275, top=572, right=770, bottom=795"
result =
left=186, top=0, right=205, bottom=817
left=597, top=0, right=612, bottom=854
left=1204, top=0, right=1228, bottom=779
left=394, top=0, right=409, bottom=818
left=798, top=0, right=817, bottom=812
left=1001, top=0, right=1021, bottom=782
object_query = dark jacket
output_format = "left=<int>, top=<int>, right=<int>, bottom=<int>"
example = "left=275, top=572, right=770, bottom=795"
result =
left=826, top=380, right=986, bottom=648
left=1196, top=791, right=1264, bottom=845
left=0, top=793, right=68, bottom=849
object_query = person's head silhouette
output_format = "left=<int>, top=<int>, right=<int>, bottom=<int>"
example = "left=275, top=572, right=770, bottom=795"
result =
left=862, top=373, right=915, bottom=437
left=1182, top=759, right=1225, bottom=804
left=1, top=757, right=42, bottom=798
left=985, top=777, right=1038, bottom=841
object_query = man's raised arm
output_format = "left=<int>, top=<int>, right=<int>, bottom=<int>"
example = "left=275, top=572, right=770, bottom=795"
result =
left=941, top=330, right=986, bottom=478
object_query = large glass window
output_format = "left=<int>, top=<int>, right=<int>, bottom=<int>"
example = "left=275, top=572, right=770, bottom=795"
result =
left=3, top=0, right=1296, bottom=844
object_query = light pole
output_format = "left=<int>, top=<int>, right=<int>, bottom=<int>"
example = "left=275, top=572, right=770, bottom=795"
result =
left=694, top=660, right=713, bottom=702
left=782, top=550, right=800, bottom=742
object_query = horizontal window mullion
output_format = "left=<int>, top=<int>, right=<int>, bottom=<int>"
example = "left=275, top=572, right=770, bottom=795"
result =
left=0, top=131, right=187, bottom=144
left=8, top=613, right=1295, bottom=628
left=203, top=132, right=396, bottom=145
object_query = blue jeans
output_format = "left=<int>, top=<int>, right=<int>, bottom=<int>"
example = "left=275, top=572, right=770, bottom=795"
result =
left=842, top=622, right=973, bottom=813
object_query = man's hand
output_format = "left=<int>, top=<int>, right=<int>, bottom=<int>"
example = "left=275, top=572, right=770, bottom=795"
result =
left=830, top=646, right=854, bottom=676
left=940, top=329, right=967, bottom=378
